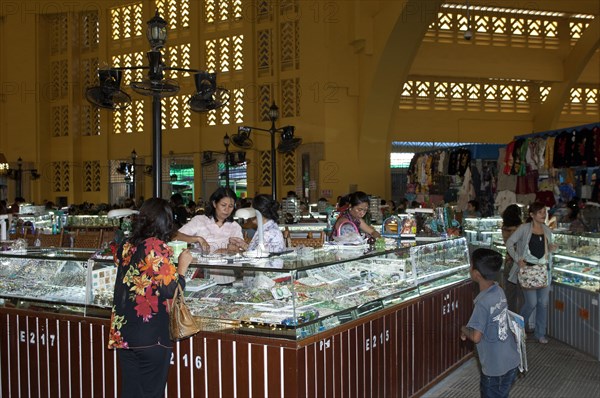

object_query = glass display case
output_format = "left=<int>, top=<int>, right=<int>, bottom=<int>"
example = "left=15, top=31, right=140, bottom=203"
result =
left=552, top=231, right=600, bottom=292
left=184, top=237, right=469, bottom=339
left=0, top=238, right=470, bottom=340
left=411, top=238, right=470, bottom=294
left=0, top=248, right=114, bottom=315
left=462, top=216, right=502, bottom=247
left=13, top=213, right=53, bottom=232
left=66, top=214, right=120, bottom=228
left=549, top=231, right=600, bottom=360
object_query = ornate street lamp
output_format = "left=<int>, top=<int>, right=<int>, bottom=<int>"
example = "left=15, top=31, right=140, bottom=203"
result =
left=86, top=11, right=227, bottom=198
left=231, top=102, right=301, bottom=200
left=7, top=157, right=41, bottom=198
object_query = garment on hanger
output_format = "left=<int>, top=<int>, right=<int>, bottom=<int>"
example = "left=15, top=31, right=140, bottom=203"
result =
left=544, top=136, right=555, bottom=170
left=495, top=190, right=517, bottom=215
left=503, top=141, right=515, bottom=175
left=515, top=167, right=538, bottom=194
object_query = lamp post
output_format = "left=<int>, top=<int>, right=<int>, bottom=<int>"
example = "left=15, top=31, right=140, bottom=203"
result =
left=86, top=11, right=226, bottom=199
left=268, top=103, right=279, bottom=201
left=8, top=157, right=41, bottom=199
left=232, top=102, right=301, bottom=200
left=223, top=133, right=231, bottom=188
left=15, top=158, right=23, bottom=199
left=0, top=153, right=9, bottom=175
left=130, top=149, right=137, bottom=199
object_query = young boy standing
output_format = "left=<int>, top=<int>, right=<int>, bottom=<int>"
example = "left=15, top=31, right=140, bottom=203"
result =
left=461, top=248, right=521, bottom=398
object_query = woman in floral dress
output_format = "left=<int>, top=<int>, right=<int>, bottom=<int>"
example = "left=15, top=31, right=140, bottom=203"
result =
left=108, top=198, right=192, bottom=398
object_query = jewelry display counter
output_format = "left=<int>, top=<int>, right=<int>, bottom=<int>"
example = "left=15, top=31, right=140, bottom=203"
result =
left=549, top=232, right=600, bottom=360
left=65, top=214, right=120, bottom=228
left=0, top=239, right=474, bottom=397
left=462, top=216, right=502, bottom=248
left=0, top=248, right=116, bottom=397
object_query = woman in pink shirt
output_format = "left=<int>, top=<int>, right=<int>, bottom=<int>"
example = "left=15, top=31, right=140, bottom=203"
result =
left=175, top=187, right=246, bottom=284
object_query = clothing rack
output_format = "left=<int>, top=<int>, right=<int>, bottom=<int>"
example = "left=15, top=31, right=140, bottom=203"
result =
left=514, top=122, right=600, bottom=140
left=410, top=143, right=502, bottom=160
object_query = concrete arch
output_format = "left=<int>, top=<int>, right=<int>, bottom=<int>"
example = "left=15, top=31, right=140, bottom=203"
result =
left=358, top=0, right=443, bottom=198
left=533, top=17, right=600, bottom=131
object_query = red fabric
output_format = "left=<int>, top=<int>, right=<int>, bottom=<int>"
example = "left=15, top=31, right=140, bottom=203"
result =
left=503, top=141, right=515, bottom=175
left=535, top=190, right=556, bottom=208
left=515, top=168, right=539, bottom=194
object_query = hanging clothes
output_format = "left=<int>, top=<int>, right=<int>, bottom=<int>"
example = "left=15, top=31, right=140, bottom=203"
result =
left=457, top=167, right=476, bottom=211
left=544, top=136, right=555, bottom=170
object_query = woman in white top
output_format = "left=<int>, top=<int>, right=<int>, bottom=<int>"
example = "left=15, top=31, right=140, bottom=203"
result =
left=506, top=201, right=557, bottom=344
left=175, top=187, right=246, bottom=284
left=246, top=194, right=285, bottom=254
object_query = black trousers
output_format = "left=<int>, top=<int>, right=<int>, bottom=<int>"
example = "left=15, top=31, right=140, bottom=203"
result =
left=118, top=346, right=172, bottom=398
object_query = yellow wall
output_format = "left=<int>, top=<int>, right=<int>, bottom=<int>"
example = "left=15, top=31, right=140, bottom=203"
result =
left=1, top=1, right=598, bottom=204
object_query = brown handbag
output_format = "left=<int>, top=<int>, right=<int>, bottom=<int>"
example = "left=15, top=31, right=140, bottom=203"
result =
left=168, top=284, right=201, bottom=341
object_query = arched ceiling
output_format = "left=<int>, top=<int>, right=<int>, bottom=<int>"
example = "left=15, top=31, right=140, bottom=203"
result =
left=358, top=0, right=600, bottom=159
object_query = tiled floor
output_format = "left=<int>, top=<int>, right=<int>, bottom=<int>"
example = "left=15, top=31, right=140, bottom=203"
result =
left=422, top=337, right=600, bottom=398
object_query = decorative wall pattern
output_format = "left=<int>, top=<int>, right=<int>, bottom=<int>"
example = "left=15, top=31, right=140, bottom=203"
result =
left=52, top=161, right=70, bottom=192
left=400, top=78, right=599, bottom=115
left=256, top=0, right=271, bottom=21
left=112, top=52, right=145, bottom=85
left=51, top=105, right=69, bottom=137
left=83, top=161, right=101, bottom=192
left=79, top=11, right=99, bottom=50
left=280, top=21, right=299, bottom=71
left=110, top=3, right=143, bottom=41
left=428, top=4, right=594, bottom=47
left=258, top=84, right=273, bottom=122
left=281, top=78, right=300, bottom=118
left=113, top=100, right=145, bottom=134
left=161, top=95, right=192, bottom=130
left=156, top=0, right=190, bottom=30
left=257, top=29, right=272, bottom=76
left=49, top=14, right=68, bottom=55
left=81, top=56, right=100, bottom=136
left=205, top=35, right=244, bottom=73
left=205, top=0, right=243, bottom=23
left=259, top=150, right=272, bottom=187
left=282, top=151, right=295, bottom=186
left=164, top=43, right=192, bottom=79
left=233, top=89, right=245, bottom=124
left=50, top=59, right=69, bottom=101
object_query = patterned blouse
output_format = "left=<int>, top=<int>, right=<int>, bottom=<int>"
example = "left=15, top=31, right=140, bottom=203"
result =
left=332, top=209, right=361, bottom=237
left=108, top=237, right=184, bottom=349
left=247, top=219, right=285, bottom=253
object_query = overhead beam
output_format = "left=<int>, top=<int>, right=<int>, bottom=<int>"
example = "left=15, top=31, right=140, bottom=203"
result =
left=533, top=17, right=600, bottom=132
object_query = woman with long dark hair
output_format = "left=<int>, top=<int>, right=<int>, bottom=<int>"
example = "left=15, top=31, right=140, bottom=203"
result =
left=332, top=191, right=381, bottom=239
left=500, top=204, right=523, bottom=312
left=108, top=198, right=192, bottom=398
left=506, top=201, right=556, bottom=344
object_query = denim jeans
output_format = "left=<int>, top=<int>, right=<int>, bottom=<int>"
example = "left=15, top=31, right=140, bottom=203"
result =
left=520, top=285, right=550, bottom=339
left=480, top=367, right=518, bottom=398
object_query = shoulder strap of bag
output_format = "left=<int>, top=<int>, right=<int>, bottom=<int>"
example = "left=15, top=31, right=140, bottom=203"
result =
left=170, top=283, right=182, bottom=310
